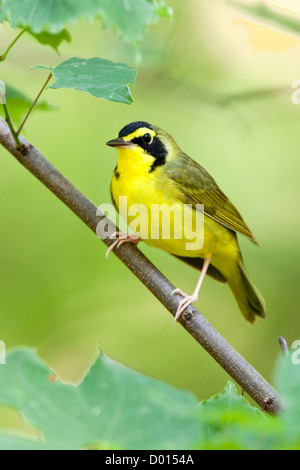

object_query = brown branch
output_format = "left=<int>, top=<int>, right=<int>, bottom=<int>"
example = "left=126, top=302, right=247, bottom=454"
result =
left=0, top=118, right=283, bottom=414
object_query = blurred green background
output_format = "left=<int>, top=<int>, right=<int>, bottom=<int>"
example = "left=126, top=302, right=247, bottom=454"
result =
left=0, top=0, right=299, bottom=432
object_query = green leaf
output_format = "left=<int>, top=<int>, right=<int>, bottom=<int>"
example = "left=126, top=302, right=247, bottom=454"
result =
left=155, top=1, right=173, bottom=20
left=34, top=57, right=137, bottom=104
left=0, top=84, right=55, bottom=126
left=28, top=28, right=72, bottom=52
left=273, top=350, right=300, bottom=442
left=0, top=434, right=46, bottom=450
left=229, top=1, right=300, bottom=36
left=98, top=0, right=173, bottom=43
left=0, top=348, right=200, bottom=450
left=0, top=0, right=172, bottom=43
left=197, top=381, right=282, bottom=450
left=198, top=381, right=262, bottom=425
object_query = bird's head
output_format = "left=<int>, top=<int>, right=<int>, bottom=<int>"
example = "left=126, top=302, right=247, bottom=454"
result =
left=106, top=121, right=178, bottom=172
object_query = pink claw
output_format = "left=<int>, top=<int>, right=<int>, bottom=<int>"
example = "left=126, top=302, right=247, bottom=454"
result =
left=106, top=232, right=140, bottom=259
left=172, top=289, right=198, bottom=323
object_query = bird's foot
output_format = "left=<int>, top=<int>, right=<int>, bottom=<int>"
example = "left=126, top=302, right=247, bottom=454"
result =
left=172, top=288, right=198, bottom=323
left=171, top=256, right=211, bottom=324
left=106, top=232, right=141, bottom=259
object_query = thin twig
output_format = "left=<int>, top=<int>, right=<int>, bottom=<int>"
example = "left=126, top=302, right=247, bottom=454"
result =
left=2, top=104, right=22, bottom=148
left=279, top=337, right=289, bottom=355
left=17, top=72, right=53, bottom=135
left=0, top=118, right=283, bottom=414
left=0, top=28, right=27, bottom=62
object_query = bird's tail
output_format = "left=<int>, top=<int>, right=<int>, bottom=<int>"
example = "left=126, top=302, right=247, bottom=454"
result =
left=227, top=259, right=266, bottom=323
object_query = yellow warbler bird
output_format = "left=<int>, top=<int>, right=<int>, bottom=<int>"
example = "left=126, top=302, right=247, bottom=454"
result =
left=106, top=121, right=266, bottom=323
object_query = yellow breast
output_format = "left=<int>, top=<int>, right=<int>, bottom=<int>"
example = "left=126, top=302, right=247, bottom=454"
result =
left=110, top=147, right=239, bottom=274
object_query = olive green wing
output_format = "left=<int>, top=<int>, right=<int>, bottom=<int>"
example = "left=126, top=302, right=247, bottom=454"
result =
left=164, top=152, right=258, bottom=244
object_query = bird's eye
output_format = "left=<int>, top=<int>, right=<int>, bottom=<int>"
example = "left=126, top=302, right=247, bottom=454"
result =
left=142, top=133, right=152, bottom=144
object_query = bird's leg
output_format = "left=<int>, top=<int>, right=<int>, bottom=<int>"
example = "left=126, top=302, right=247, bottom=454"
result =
left=172, top=256, right=211, bottom=323
left=105, top=231, right=141, bottom=259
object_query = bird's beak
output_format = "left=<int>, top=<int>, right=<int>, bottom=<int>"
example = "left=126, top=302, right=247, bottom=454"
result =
left=106, top=137, right=133, bottom=148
